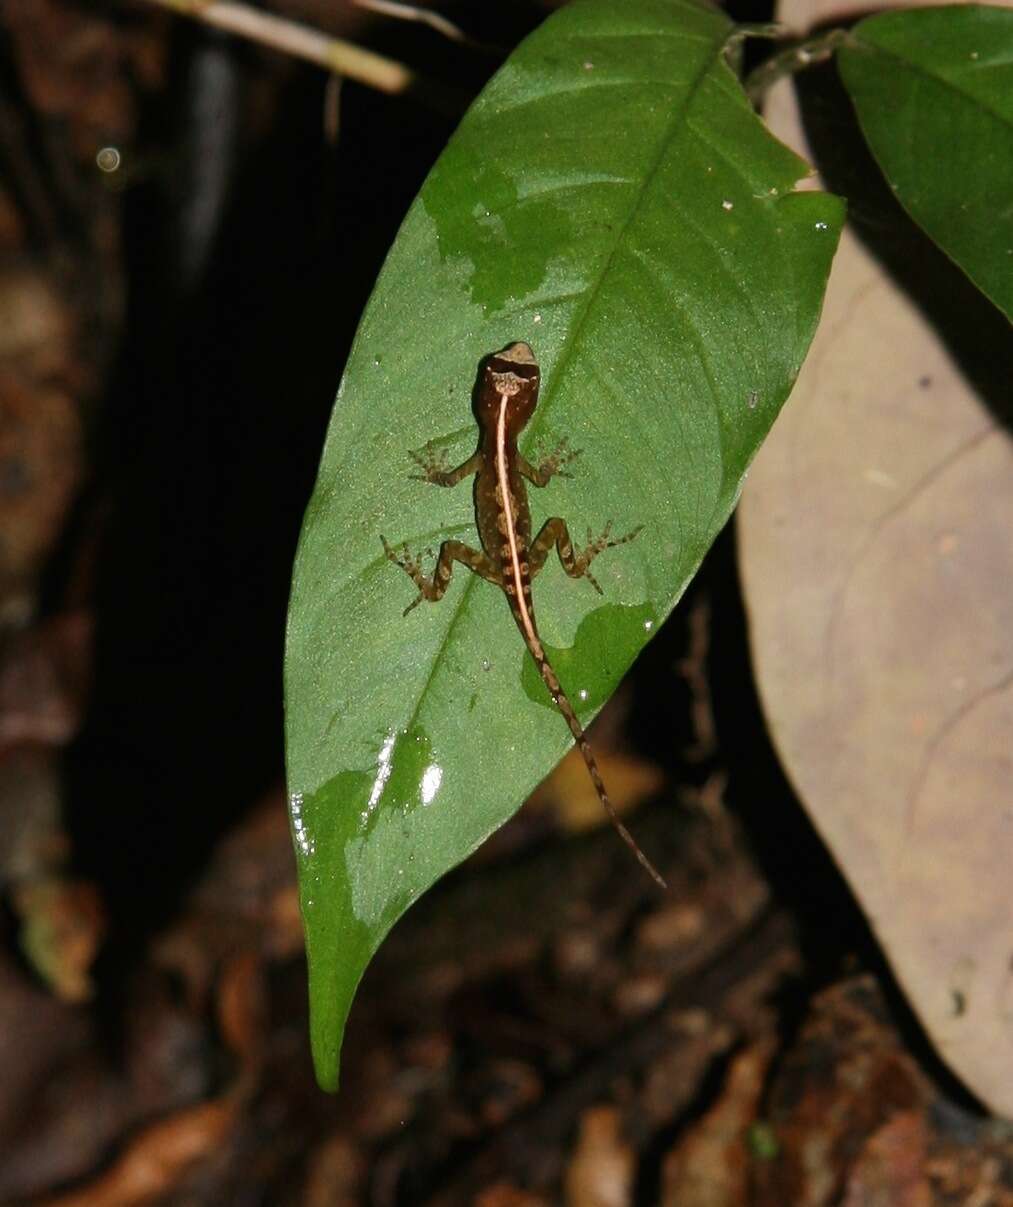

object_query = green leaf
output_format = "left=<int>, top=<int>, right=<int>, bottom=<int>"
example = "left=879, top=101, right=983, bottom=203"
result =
left=838, top=4, right=1013, bottom=319
left=285, top=0, right=842, bottom=1091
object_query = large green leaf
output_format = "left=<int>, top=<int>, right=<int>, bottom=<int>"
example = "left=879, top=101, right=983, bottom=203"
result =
left=285, top=0, right=843, bottom=1090
left=838, top=4, right=1013, bottom=319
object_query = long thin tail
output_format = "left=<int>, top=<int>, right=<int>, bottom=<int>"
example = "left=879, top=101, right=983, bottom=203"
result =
left=516, top=615, right=667, bottom=890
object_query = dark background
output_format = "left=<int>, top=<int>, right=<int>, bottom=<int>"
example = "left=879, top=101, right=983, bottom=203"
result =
left=0, top=2, right=1006, bottom=1203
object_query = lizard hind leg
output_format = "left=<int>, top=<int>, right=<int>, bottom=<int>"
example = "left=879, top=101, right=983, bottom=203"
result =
left=528, top=517, right=644, bottom=594
left=381, top=535, right=500, bottom=615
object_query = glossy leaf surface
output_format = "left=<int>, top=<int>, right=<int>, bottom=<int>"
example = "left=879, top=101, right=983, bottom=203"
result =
left=285, top=0, right=843, bottom=1090
left=839, top=4, right=1013, bottom=319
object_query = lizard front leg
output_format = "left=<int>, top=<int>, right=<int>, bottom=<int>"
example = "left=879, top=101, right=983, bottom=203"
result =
left=517, top=438, right=581, bottom=487
left=380, top=536, right=501, bottom=615
left=408, top=445, right=482, bottom=487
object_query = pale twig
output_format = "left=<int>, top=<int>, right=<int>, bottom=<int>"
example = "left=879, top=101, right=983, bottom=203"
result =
left=351, top=0, right=469, bottom=45
left=139, top=0, right=444, bottom=101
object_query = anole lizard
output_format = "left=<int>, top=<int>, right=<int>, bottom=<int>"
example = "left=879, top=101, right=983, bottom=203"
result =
left=381, top=341, right=666, bottom=889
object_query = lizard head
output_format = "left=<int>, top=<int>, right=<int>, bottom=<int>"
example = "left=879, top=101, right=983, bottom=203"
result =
left=476, top=341, right=540, bottom=433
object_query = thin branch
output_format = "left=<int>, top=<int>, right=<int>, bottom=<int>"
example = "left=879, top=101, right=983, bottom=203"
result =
left=139, top=0, right=461, bottom=106
left=745, top=28, right=849, bottom=106
left=351, top=0, right=469, bottom=45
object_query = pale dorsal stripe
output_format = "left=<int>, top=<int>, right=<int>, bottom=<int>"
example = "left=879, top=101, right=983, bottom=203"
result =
left=495, top=394, right=542, bottom=659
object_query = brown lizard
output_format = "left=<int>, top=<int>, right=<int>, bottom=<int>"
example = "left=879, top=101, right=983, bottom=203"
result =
left=381, top=341, right=665, bottom=888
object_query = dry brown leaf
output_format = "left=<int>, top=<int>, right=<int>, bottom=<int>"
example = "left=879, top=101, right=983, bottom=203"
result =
left=215, top=950, right=267, bottom=1075
left=840, top=1112, right=933, bottom=1207
left=301, top=1132, right=366, bottom=1207
left=738, top=0, right=1013, bottom=1115
left=661, top=1041, right=775, bottom=1207
left=13, top=878, right=104, bottom=1003
left=564, top=1105, right=634, bottom=1207
left=37, top=1098, right=237, bottom=1207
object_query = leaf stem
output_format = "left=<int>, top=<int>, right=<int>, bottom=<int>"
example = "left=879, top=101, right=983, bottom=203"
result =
left=745, top=28, right=850, bottom=106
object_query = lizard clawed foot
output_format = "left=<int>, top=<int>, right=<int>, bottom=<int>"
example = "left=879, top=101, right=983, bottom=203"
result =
left=381, top=535, right=437, bottom=612
left=587, top=520, right=644, bottom=554
left=582, top=522, right=613, bottom=555
left=573, top=520, right=643, bottom=591
left=408, top=442, right=452, bottom=483
left=381, top=534, right=424, bottom=577
left=536, top=437, right=582, bottom=481
left=608, top=522, right=644, bottom=548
